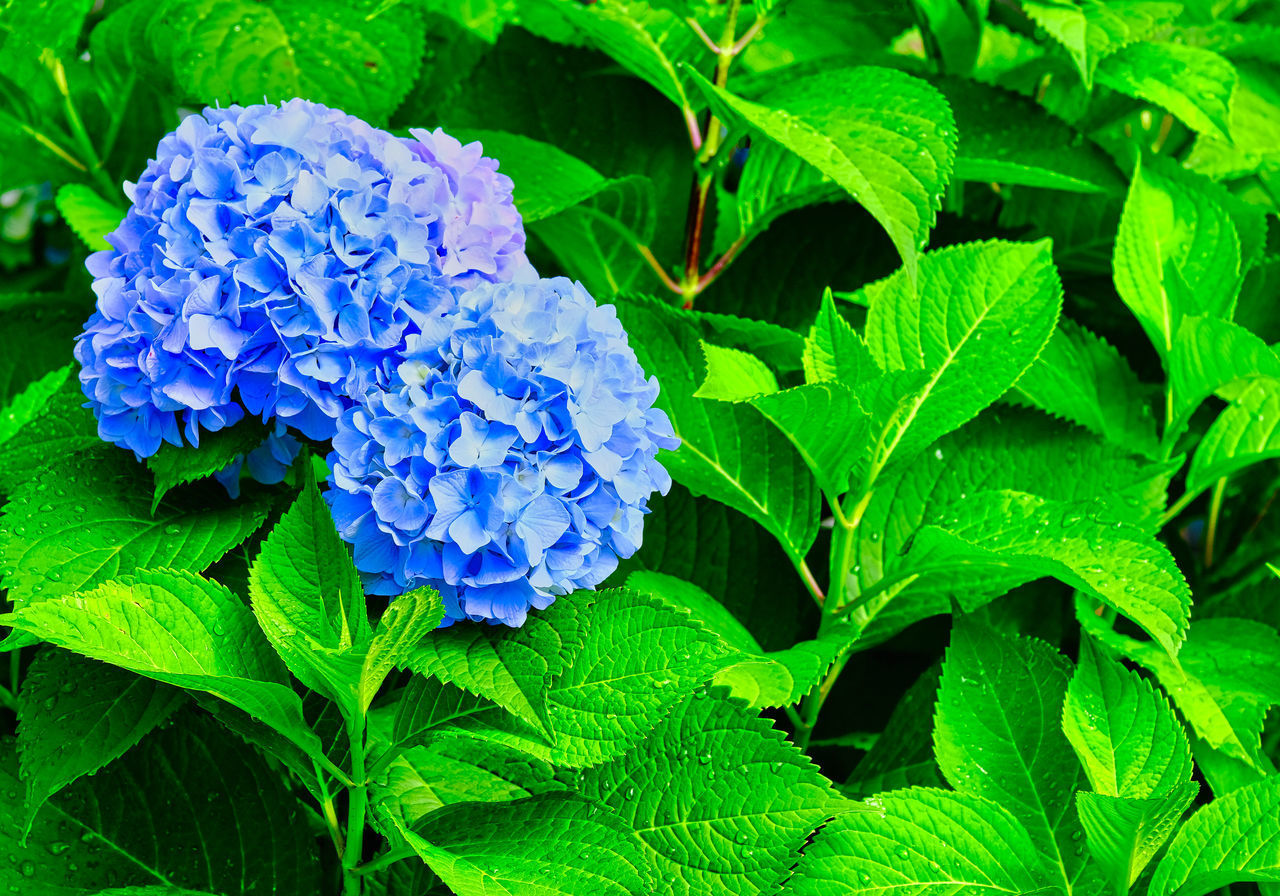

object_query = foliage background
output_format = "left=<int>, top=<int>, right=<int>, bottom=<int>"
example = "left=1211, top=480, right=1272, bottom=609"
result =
left=1, top=0, right=1280, bottom=894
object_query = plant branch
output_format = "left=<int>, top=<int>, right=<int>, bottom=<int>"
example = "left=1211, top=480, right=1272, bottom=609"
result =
left=342, top=711, right=369, bottom=896
left=636, top=244, right=683, bottom=294
left=50, top=56, right=117, bottom=197
left=1160, top=488, right=1200, bottom=528
left=353, top=846, right=418, bottom=876
left=797, top=558, right=825, bottom=608
left=314, top=760, right=346, bottom=858
left=1205, top=477, right=1226, bottom=567
left=679, top=0, right=743, bottom=306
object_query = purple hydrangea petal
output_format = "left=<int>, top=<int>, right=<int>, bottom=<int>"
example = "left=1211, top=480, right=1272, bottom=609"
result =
left=77, top=98, right=533, bottom=462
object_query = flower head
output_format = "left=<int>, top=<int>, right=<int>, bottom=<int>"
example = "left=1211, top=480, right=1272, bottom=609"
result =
left=326, top=277, right=679, bottom=626
left=75, top=99, right=530, bottom=457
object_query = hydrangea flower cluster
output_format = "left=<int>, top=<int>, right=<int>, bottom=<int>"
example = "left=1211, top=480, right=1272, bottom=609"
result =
left=75, top=98, right=530, bottom=457
left=326, top=277, right=678, bottom=626
left=79, top=100, right=678, bottom=626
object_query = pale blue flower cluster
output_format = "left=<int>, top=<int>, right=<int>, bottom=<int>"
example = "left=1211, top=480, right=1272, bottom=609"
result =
left=75, top=99, right=530, bottom=457
left=78, top=100, right=677, bottom=626
left=326, top=278, right=678, bottom=626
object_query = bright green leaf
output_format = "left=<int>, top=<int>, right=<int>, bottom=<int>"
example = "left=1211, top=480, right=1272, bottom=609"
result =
left=787, top=787, right=1057, bottom=895
left=1150, top=775, right=1280, bottom=896
left=147, top=0, right=425, bottom=124
left=1078, top=786, right=1199, bottom=895
left=1012, top=318, right=1159, bottom=458
left=1113, top=159, right=1243, bottom=359
left=391, top=793, right=648, bottom=896
left=54, top=184, right=123, bottom=249
left=248, top=476, right=370, bottom=707
left=862, top=238, right=1063, bottom=482
left=2, top=569, right=323, bottom=760
left=691, top=65, right=955, bottom=282
left=616, top=296, right=821, bottom=566
left=693, top=341, right=779, bottom=401
left=1064, top=637, right=1194, bottom=800
left=1097, top=42, right=1236, bottom=142
left=934, top=621, right=1089, bottom=890
left=577, top=693, right=845, bottom=896
left=1186, top=377, right=1280, bottom=497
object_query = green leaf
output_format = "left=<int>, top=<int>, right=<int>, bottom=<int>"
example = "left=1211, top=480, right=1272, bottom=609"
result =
left=693, top=341, right=780, bottom=401
left=0, top=377, right=99, bottom=491
left=53, top=712, right=322, bottom=895
left=615, top=296, right=821, bottom=566
left=0, top=363, right=72, bottom=447
left=359, top=586, right=444, bottom=713
left=248, top=476, right=370, bottom=707
left=1078, top=786, right=1199, bottom=895
left=398, top=589, right=733, bottom=767
left=691, top=65, right=955, bottom=282
left=54, top=184, right=123, bottom=249
left=1169, top=316, right=1280, bottom=441
left=614, top=483, right=814, bottom=651
left=407, top=600, right=581, bottom=736
left=750, top=384, right=871, bottom=500
left=843, top=665, right=945, bottom=797
left=802, top=289, right=876, bottom=386
left=840, top=408, right=1175, bottom=645
left=1186, top=377, right=1280, bottom=497
left=1012, top=318, right=1159, bottom=458
left=2, top=568, right=323, bottom=760
left=1113, top=159, right=1243, bottom=359
left=905, top=489, right=1190, bottom=654
left=861, top=239, right=1063, bottom=481
left=1023, top=0, right=1182, bottom=88
left=525, top=0, right=696, bottom=112
left=576, top=693, right=845, bottom=896
left=1097, top=42, right=1236, bottom=142
left=148, top=0, right=425, bottom=124
left=1185, top=62, right=1280, bottom=180
left=0, top=719, right=318, bottom=894
left=1150, top=775, right=1280, bottom=896
left=0, top=298, right=87, bottom=409
left=1085, top=616, right=1280, bottom=771
left=787, top=787, right=1057, bottom=895
left=934, top=621, right=1089, bottom=891
left=452, top=128, right=652, bottom=225
left=371, top=738, right=559, bottom=830
left=390, top=793, right=648, bottom=896
left=0, top=449, right=272, bottom=636
left=17, top=648, right=185, bottom=835
left=146, top=420, right=271, bottom=512
left=1064, top=637, right=1193, bottom=800
left=939, top=76, right=1123, bottom=193
left=627, top=571, right=849, bottom=707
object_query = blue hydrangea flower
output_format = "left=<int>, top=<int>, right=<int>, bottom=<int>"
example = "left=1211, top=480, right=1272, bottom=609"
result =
left=325, top=277, right=679, bottom=627
left=75, top=98, right=532, bottom=458
left=212, top=428, right=302, bottom=499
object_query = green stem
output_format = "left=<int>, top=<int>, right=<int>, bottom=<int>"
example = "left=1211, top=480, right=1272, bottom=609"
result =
left=16, top=122, right=87, bottom=173
left=1204, top=477, right=1226, bottom=568
left=353, top=846, right=418, bottom=877
left=1159, top=488, right=1199, bottom=528
left=9, top=651, right=19, bottom=698
left=679, top=0, right=744, bottom=306
left=314, top=760, right=345, bottom=858
left=342, top=712, right=369, bottom=896
left=792, top=487, right=872, bottom=751
left=51, top=57, right=116, bottom=197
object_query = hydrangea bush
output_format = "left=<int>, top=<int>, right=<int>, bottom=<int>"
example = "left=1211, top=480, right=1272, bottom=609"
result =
left=2, top=2, right=1280, bottom=896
